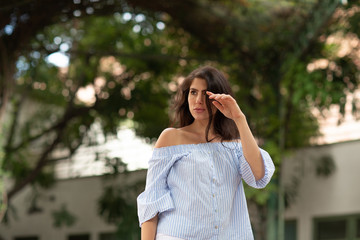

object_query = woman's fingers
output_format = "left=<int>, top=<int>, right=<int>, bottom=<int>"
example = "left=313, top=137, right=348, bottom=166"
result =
left=207, top=91, right=243, bottom=120
left=207, top=92, right=236, bottom=108
left=206, top=91, right=215, bottom=98
left=207, top=91, right=238, bottom=107
left=212, top=100, right=224, bottom=111
left=207, top=91, right=228, bottom=100
left=207, top=91, right=223, bottom=105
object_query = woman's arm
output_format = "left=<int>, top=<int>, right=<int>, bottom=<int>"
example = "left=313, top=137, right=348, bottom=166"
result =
left=141, top=215, right=158, bottom=240
left=233, top=115, right=265, bottom=181
left=207, top=91, right=265, bottom=181
left=140, top=129, right=176, bottom=240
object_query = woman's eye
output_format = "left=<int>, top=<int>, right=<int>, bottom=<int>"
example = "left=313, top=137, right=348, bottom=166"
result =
left=190, top=90, right=197, bottom=95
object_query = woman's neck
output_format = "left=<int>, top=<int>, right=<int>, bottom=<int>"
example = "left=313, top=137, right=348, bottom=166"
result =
left=189, top=119, right=218, bottom=141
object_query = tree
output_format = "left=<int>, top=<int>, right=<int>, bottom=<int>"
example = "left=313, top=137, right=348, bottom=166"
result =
left=1, top=0, right=360, bottom=239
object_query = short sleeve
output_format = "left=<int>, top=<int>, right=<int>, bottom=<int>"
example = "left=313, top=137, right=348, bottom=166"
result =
left=137, top=151, right=189, bottom=227
left=236, top=146, right=275, bottom=189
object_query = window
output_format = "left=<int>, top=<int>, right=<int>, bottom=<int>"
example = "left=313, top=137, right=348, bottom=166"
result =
left=285, top=220, right=297, bottom=240
left=317, top=219, right=346, bottom=240
left=356, top=219, right=360, bottom=238
left=99, top=232, right=119, bottom=240
left=14, top=237, right=38, bottom=240
left=68, top=234, right=90, bottom=240
left=314, top=215, right=360, bottom=240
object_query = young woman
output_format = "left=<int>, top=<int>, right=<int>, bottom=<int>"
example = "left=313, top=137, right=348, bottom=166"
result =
left=137, top=66, right=275, bottom=240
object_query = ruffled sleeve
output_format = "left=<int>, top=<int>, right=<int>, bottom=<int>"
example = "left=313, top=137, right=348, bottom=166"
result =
left=137, top=149, right=189, bottom=227
left=236, top=144, right=275, bottom=189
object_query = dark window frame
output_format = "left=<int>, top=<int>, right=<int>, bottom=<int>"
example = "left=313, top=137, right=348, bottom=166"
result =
left=98, top=232, right=119, bottom=240
left=14, top=236, right=39, bottom=240
left=313, top=214, right=360, bottom=240
left=285, top=219, right=297, bottom=240
left=67, top=233, right=90, bottom=240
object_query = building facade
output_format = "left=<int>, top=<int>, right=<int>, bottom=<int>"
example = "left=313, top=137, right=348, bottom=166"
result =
left=0, top=170, right=146, bottom=240
left=283, top=140, right=360, bottom=240
left=1, top=140, right=360, bottom=240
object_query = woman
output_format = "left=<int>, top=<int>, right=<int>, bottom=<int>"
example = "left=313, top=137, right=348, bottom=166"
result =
left=137, top=66, right=275, bottom=240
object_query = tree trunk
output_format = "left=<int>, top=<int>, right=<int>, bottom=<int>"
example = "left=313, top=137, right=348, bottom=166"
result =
left=0, top=39, right=16, bottom=124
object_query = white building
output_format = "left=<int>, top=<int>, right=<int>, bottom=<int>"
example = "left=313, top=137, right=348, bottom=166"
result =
left=0, top=128, right=150, bottom=240
left=0, top=169, right=146, bottom=240
left=283, top=139, right=360, bottom=240
left=283, top=90, right=360, bottom=240
left=2, top=138, right=360, bottom=240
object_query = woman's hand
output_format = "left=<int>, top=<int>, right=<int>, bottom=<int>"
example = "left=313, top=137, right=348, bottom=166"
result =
left=207, top=91, right=245, bottom=120
left=208, top=91, right=264, bottom=180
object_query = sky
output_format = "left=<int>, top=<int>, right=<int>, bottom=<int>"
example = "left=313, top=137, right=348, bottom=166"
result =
left=55, top=128, right=153, bottom=179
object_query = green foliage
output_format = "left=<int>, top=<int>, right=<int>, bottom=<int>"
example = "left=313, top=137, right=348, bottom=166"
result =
left=114, top=203, right=140, bottom=240
left=98, top=156, right=144, bottom=239
left=131, top=76, right=171, bottom=138
left=34, top=169, right=56, bottom=189
left=1, top=11, right=191, bottom=214
left=315, top=155, right=336, bottom=177
left=245, top=182, right=277, bottom=206
left=0, top=203, right=18, bottom=224
left=98, top=186, right=130, bottom=224
left=98, top=182, right=144, bottom=239
left=104, top=157, right=129, bottom=175
left=0, top=135, right=6, bottom=223
left=52, top=204, right=77, bottom=228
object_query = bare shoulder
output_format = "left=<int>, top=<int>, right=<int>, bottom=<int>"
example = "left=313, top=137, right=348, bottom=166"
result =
left=154, top=128, right=182, bottom=148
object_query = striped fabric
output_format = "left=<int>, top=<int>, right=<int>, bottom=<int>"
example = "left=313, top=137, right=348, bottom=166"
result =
left=137, top=142, right=275, bottom=240
left=156, top=233, right=186, bottom=240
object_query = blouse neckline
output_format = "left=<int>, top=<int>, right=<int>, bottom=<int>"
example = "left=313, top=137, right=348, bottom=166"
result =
left=152, top=141, right=242, bottom=157
left=155, top=140, right=240, bottom=149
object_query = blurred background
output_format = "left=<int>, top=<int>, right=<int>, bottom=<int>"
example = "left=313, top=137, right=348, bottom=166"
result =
left=0, top=0, right=359, bottom=239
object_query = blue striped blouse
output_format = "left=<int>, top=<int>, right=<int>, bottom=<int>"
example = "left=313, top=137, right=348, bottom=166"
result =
left=137, top=141, right=275, bottom=240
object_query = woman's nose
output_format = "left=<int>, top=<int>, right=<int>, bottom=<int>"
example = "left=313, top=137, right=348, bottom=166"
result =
left=196, top=94, right=203, bottom=104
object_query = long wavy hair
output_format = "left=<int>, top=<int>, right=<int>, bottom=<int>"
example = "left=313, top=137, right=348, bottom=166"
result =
left=171, top=66, right=240, bottom=142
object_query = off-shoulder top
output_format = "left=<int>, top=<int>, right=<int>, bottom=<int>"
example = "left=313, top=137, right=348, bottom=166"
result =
left=137, top=141, right=275, bottom=240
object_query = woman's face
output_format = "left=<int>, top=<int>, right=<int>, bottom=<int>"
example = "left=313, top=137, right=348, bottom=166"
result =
left=188, top=77, right=215, bottom=121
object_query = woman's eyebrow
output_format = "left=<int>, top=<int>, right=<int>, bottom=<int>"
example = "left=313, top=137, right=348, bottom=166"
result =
left=190, top=88, right=207, bottom=92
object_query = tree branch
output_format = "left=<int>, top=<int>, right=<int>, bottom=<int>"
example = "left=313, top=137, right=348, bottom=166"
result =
left=6, top=104, right=91, bottom=153
left=6, top=130, right=62, bottom=201
left=0, top=183, right=7, bottom=223
left=5, top=102, right=92, bottom=201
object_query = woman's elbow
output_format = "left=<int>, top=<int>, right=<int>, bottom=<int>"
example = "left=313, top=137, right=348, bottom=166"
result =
left=254, top=168, right=265, bottom=181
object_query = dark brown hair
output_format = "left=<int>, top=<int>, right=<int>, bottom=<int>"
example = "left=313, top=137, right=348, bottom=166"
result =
left=171, top=66, right=240, bottom=142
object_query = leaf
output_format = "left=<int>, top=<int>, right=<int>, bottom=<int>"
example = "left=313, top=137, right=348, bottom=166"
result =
left=52, top=204, right=77, bottom=228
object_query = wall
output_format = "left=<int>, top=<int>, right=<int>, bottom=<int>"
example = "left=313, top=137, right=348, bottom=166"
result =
left=283, top=140, right=360, bottom=240
left=0, top=170, right=146, bottom=240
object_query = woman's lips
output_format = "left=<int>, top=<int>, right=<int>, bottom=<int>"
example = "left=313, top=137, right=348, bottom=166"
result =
left=194, top=108, right=205, bottom=113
